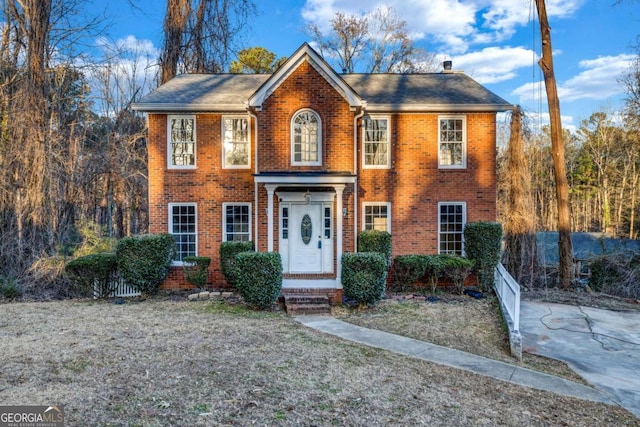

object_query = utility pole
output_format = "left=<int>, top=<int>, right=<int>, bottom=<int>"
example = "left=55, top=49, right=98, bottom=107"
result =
left=535, top=0, right=574, bottom=289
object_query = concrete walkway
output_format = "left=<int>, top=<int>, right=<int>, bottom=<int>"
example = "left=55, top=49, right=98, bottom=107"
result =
left=520, top=301, right=640, bottom=418
left=295, top=315, right=615, bottom=406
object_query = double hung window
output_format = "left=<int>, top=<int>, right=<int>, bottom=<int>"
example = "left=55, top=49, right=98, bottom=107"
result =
left=169, top=203, right=197, bottom=263
left=438, top=116, right=466, bottom=168
left=223, top=117, right=250, bottom=168
left=438, top=202, right=466, bottom=255
left=363, top=203, right=391, bottom=233
left=223, top=203, right=251, bottom=242
left=168, top=116, right=196, bottom=168
left=363, top=116, right=390, bottom=168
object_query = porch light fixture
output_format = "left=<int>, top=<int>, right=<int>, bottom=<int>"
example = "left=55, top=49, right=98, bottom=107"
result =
left=304, top=190, right=312, bottom=204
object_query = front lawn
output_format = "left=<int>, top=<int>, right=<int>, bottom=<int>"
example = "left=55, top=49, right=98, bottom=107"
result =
left=0, top=299, right=635, bottom=426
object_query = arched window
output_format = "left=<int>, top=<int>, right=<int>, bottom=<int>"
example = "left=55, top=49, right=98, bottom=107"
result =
left=291, top=109, right=321, bottom=166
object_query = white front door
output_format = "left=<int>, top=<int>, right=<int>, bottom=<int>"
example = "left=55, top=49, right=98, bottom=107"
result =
left=289, top=203, right=323, bottom=273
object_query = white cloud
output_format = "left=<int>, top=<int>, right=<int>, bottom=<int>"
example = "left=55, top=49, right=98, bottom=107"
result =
left=513, top=53, right=635, bottom=104
left=559, top=54, right=635, bottom=102
left=300, top=0, right=585, bottom=54
left=453, top=45, right=537, bottom=84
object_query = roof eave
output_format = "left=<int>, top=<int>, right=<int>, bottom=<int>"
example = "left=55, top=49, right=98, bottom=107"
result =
left=131, top=103, right=247, bottom=112
left=364, top=103, right=514, bottom=113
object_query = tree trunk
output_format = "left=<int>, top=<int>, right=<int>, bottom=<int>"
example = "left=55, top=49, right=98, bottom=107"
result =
left=160, top=0, right=190, bottom=84
left=535, top=0, right=574, bottom=288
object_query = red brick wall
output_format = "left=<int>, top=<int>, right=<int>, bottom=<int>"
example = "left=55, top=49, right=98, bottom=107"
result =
left=256, top=61, right=354, bottom=173
left=146, top=61, right=498, bottom=289
left=358, top=112, right=497, bottom=256
left=148, top=113, right=254, bottom=288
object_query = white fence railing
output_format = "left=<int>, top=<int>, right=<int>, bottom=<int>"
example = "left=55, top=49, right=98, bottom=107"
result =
left=494, top=263, right=522, bottom=360
left=94, top=277, right=141, bottom=298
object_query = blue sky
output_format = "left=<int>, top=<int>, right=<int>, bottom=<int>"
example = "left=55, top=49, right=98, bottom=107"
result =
left=101, top=0, right=639, bottom=132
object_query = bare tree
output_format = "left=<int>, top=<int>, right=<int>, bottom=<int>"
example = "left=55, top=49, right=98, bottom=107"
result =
left=501, top=106, right=538, bottom=288
left=307, top=6, right=437, bottom=73
left=160, top=0, right=257, bottom=83
left=307, top=11, right=368, bottom=73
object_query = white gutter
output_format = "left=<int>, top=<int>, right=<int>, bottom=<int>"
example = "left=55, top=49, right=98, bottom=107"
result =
left=353, top=103, right=366, bottom=253
left=247, top=104, right=259, bottom=252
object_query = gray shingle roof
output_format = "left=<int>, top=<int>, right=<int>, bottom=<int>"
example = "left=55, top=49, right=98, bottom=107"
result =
left=132, top=71, right=512, bottom=112
left=342, top=73, right=512, bottom=111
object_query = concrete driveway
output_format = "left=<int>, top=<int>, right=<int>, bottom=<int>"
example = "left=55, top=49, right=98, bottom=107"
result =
left=520, top=301, right=640, bottom=418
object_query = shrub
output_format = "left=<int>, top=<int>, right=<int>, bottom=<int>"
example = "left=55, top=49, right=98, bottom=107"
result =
left=182, top=256, right=211, bottom=290
left=392, top=255, right=427, bottom=292
left=0, top=275, right=19, bottom=299
left=65, top=253, right=118, bottom=298
left=220, top=241, right=253, bottom=286
left=440, top=254, right=474, bottom=294
left=424, top=255, right=447, bottom=294
left=464, top=222, right=503, bottom=292
left=342, top=252, right=387, bottom=305
left=235, top=251, right=282, bottom=309
left=116, top=234, right=176, bottom=295
left=358, top=230, right=392, bottom=268
left=589, top=251, right=640, bottom=298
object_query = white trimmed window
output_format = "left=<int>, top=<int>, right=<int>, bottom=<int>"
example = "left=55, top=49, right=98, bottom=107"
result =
left=438, top=116, right=466, bottom=168
left=363, top=116, right=390, bottom=168
left=363, top=202, right=391, bottom=233
left=438, top=202, right=466, bottom=255
left=169, top=203, right=197, bottom=263
left=168, top=115, right=196, bottom=168
left=291, top=109, right=321, bottom=166
left=222, top=116, right=250, bottom=168
left=223, top=203, right=251, bottom=242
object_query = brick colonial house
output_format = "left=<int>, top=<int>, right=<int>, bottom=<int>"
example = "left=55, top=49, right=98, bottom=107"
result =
left=133, top=43, right=512, bottom=303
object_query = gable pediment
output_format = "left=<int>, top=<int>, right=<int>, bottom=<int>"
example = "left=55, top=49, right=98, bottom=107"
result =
left=248, top=43, right=362, bottom=110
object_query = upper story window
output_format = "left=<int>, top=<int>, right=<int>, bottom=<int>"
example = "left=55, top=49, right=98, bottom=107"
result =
left=291, top=109, right=321, bottom=166
left=168, top=115, right=196, bottom=169
left=438, top=116, right=466, bottom=169
left=223, top=116, right=250, bottom=168
left=363, top=116, right=390, bottom=168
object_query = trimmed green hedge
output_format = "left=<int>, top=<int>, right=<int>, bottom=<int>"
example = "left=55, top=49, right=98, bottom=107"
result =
left=392, top=255, right=428, bottom=292
left=65, top=253, right=118, bottom=298
left=235, top=251, right=282, bottom=309
left=424, top=255, right=447, bottom=294
left=220, top=241, right=253, bottom=286
left=116, top=234, right=175, bottom=295
left=182, top=256, right=211, bottom=289
left=358, top=230, right=392, bottom=267
left=464, top=222, right=503, bottom=292
left=440, top=254, right=474, bottom=294
left=342, top=252, right=387, bottom=305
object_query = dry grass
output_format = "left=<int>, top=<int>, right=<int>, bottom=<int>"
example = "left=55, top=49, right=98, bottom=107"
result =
left=0, top=298, right=636, bottom=426
left=335, top=294, right=586, bottom=383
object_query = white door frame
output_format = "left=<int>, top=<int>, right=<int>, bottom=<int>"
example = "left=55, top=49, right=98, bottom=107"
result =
left=259, top=176, right=353, bottom=288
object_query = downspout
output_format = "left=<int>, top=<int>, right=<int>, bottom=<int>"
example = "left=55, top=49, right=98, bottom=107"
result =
left=247, top=104, right=259, bottom=252
left=353, top=102, right=366, bottom=252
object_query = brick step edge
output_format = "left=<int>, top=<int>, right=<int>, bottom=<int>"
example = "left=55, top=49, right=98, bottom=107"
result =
left=285, top=303, right=331, bottom=316
left=283, top=296, right=330, bottom=304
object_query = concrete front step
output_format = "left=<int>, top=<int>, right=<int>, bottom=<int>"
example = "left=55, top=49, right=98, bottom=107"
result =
left=284, top=294, right=331, bottom=315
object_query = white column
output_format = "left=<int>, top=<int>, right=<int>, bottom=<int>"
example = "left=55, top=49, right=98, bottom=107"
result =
left=265, top=184, right=277, bottom=252
left=334, top=184, right=345, bottom=288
